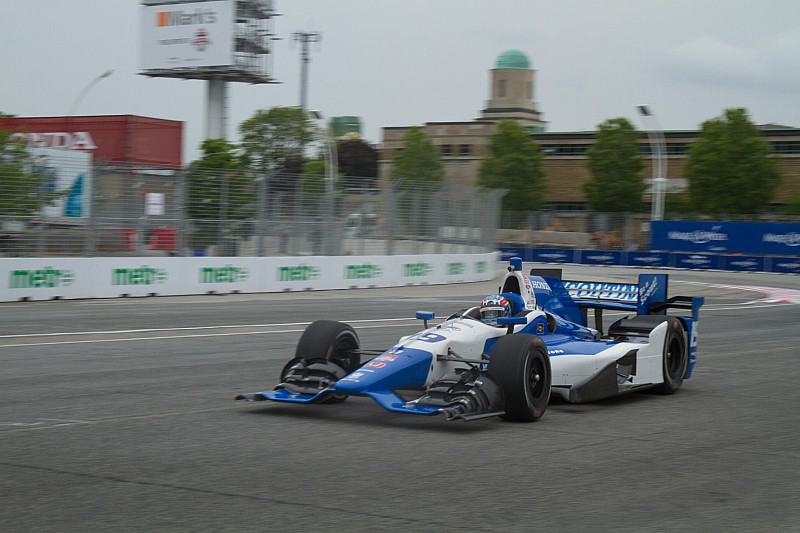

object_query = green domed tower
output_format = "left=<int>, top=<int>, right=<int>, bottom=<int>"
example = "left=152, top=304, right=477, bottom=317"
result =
left=481, top=49, right=546, bottom=130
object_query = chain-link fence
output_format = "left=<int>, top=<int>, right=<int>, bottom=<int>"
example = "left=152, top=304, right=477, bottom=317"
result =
left=0, top=156, right=504, bottom=258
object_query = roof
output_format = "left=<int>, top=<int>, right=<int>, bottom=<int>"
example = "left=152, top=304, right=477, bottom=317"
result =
left=495, top=49, right=531, bottom=69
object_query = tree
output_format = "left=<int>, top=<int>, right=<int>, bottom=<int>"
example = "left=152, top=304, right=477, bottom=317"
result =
left=239, top=106, right=315, bottom=174
left=478, top=120, right=545, bottom=213
left=584, top=118, right=646, bottom=214
left=185, top=138, right=250, bottom=221
left=685, top=108, right=780, bottom=215
left=337, top=138, right=378, bottom=191
left=0, top=129, right=46, bottom=219
left=389, top=127, right=443, bottom=185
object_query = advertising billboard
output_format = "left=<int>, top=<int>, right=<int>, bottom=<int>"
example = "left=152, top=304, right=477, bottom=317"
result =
left=31, top=147, right=93, bottom=221
left=140, top=0, right=234, bottom=70
left=652, top=221, right=800, bottom=256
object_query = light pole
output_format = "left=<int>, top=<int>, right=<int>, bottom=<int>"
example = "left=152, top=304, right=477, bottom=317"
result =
left=69, top=70, right=113, bottom=115
left=309, top=110, right=338, bottom=254
left=636, top=105, right=667, bottom=221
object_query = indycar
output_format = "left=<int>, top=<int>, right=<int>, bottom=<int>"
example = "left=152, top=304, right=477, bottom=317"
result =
left=236, top=257, right=704, bottom=422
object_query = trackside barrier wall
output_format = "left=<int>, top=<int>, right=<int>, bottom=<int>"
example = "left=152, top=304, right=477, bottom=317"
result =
left=0, top=252, right=498, bottom=302
left=498, top=248, right=800, bottom=275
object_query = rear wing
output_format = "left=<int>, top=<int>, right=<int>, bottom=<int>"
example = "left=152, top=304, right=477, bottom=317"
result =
left=527, top=267, right=703, bottom=333
left=503, top=258, right=703, bottom=379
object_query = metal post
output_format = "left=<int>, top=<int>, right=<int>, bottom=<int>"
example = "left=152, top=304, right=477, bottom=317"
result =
left=69, top=70, right=113, bottom=115
left=636, top=105, right=667, bottom=221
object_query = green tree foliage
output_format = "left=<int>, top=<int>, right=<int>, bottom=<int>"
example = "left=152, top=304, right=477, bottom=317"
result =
left=584, top=118, right=645, bottom=213
left=337, top=138, right=378, bottom=191
left=478, top=120, right=545, bottom=212
left=389, top=127, right=444, bottom=185
left=185, top=138, right=251, bottom=221
left=0, top=129, right=46, bottom=219
left=300, top=159, right=326, bottom=207
left=685, top=108, right=781, bottom=215
left=239, top=107, right=315, bottom=174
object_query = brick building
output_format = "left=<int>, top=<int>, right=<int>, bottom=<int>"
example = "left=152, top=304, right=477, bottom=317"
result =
left=379, top=50, right=800, bottom=210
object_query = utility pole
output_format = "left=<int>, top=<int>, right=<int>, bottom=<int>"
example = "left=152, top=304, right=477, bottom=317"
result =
left=293, top=31, right=321, bottom=110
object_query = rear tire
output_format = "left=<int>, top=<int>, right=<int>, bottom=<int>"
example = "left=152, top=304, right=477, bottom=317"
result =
left=488, top=335, right=551, bottom=422
left=659, top=317, right=688, bottom=394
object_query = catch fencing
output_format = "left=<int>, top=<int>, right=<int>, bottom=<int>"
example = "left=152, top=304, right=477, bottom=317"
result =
left=0, top=156, right=504, bottom=258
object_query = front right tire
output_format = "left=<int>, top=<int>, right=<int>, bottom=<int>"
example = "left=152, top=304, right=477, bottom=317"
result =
left=488, top=334, right=551, bottom=422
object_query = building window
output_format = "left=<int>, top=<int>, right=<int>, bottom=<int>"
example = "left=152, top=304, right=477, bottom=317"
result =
left=497, top=79, right=507, bottom=98
left=440, top=144, right=453, bottom=156
left=459, top=144, right=471, bottom=156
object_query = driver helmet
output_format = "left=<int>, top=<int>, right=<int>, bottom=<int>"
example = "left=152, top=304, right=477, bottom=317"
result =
left=480, top=294, right=512, bottom=324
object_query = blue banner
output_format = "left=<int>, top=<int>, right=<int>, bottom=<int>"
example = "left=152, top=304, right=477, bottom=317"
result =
left=499, top=247, right=527, bottom=262
left=721, top=255, right=766, bottom=272
left=625, top=251, right=671, bottom=268
left=770, top=258, right=800, bottom=274
left=651, top=221, right=800, bottom=256
left=531, top=248, right=574, bottom=263
left=673, top=253, right=720, bottom=270
left=579, top=251, right=622, bottom=266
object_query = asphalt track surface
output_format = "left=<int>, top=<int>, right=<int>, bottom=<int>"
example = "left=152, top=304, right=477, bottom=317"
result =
left=1, top=264, right=799, bottom=532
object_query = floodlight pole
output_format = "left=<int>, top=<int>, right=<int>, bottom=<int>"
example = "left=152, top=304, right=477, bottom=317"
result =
left=69, top=70, right=113, bottom=115
left=636, top=105, right=667, bottom=221
left=310, top=110, right=338, bottom=254
left=293, top=31, right=321, bottom=110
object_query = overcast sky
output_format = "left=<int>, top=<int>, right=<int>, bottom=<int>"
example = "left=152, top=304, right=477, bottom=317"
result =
left=2, top=0, right=799, bottom=164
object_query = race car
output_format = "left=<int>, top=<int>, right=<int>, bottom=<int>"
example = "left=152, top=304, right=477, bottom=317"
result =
left=236, top=257, right=704, bottom=422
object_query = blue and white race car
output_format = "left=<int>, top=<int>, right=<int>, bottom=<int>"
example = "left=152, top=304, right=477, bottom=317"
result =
left=237, top=257, right=704, bottom=422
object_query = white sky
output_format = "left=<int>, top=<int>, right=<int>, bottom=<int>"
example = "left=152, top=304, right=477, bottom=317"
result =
left=2, top=0, right=799, bottom=164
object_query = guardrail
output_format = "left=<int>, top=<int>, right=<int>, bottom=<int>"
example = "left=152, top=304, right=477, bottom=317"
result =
left=499, top=247, right=800, bottom=275
left=1, top=252, right=498, bottom=302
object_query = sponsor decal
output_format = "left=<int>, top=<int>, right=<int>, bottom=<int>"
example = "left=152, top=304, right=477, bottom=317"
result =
left=199, top=265, right=248, bottom=283
left=340, top=371, right=365, bottom=382
left=639, top=279, right=658, bottom=303
left=155, top=8, right=217, bottom=27
left=277, top=265, right=320, bottom=282
left=682, top=255, right=712, bottom=266
left=192, top=28, right=210, bottom=51
left=112, top=266, right=167, bottom=285
left=548, top=349, right=565, bottom=355
left=447, top=262, right=466, bottom=275
left=763, top=232, right=800, bottom=247
left=344, top=263, right=382, bottom=280
left=10, top=131, right=97, bottom=151
left=529, top=279, right=551, bottom=291
left=9, top=267, right=75, bottom=289
left=564, top=282, right=637, bottom=301
left=667, top=228, right=728, bottom=244
left=403, top=262, right=433, bottom=277
left=474, top=261, right=488, bottom=274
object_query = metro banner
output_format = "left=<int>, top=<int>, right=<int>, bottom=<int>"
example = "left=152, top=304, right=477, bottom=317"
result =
left=651, top=221, right=800, bottom=255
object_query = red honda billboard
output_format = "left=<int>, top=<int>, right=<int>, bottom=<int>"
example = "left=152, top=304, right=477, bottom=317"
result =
left=0, top=115, right=183, bottom=168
